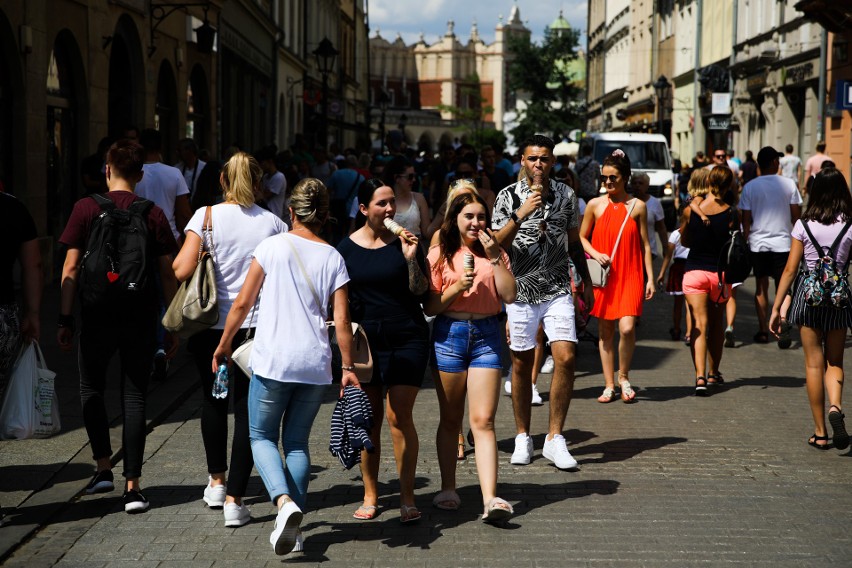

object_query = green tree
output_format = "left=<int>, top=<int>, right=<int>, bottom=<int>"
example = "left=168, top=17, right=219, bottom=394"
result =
left=437, top=73, right=504, bottom=148
left=508, top=26, right=584, bottom=143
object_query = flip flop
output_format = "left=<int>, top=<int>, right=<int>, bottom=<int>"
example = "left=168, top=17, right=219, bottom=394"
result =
left=432, top=490, right=460, bottom=511
left=618, top=379, right=636, bottom=403
left=482, top=497, right=513, bottom=523
left=352, top=504, right=378, bottom=520
left=400, top=504, right=421, bottom=524
left=597, top=387, right=616, bottom=403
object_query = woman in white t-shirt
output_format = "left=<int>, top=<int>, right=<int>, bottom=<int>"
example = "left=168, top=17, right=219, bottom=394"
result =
left=173, top=152, right=287, bottom=527
left=770, top=168, right=852, bottom=453
left=213, top=179, right=360, bottom=556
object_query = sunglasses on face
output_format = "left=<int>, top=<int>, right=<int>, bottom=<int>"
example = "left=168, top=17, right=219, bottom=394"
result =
left=714, top=154, right=726, bottom=159
left=525, top=156, right=551, bottom=163
left=600, top=174, right=620, bottom=183
left=398, top=173, right=416, bottom=181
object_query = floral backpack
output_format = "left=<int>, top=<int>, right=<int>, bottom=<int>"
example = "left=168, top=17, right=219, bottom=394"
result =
left=800, top=220, right=852, bottom=308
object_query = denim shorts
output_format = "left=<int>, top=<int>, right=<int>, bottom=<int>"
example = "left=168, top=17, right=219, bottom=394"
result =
left=432, top=315, right=503, bottom=373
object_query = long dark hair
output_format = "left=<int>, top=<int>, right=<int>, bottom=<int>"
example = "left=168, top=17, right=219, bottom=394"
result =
left=803, top=168, right=852, bottom=224
left=437, top=192, right=491, bottom=270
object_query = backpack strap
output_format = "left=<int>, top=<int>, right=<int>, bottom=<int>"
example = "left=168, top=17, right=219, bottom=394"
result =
left=128, top=197, right=155, bottom=217
left=800, top=221, right=830, bottom=264
left=828, top=220, right=852, bottom=260
left=90, top=192, right=116, bottom=211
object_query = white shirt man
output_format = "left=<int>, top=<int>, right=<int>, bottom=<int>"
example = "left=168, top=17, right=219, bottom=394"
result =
left=779, top=144, right=802, bottom=189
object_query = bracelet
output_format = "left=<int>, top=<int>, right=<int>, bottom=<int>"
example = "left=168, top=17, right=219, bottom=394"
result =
left=58, top=314, right=75, bottom=329
left=341, top=365, right=355, bottom=371
left=489, top=257, right=500, bottom=266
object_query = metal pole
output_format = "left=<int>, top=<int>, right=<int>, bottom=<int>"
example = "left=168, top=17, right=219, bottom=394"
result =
left=321, top=72, right=329, bottom=151
left=380, top=108, right=386, bottom=154
left=817, top=29, right=827, bottom=141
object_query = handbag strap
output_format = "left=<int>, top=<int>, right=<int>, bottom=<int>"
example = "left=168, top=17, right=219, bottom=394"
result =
left=282, top=233, right=326, bottom=319
left=198, top=206, right=213, bottom=262
left=609, top=199, right=637, bottom=260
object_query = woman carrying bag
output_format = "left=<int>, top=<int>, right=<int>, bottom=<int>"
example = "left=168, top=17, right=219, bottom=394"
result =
left=769, top=168, right=852, bottom=451
left=213, top=178, right=360, bottom=556
left=172, top=152, right=287, bottom=527
left=580, top=149, right=655, bottom=404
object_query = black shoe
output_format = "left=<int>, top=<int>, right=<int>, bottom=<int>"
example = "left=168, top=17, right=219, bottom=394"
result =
left=85, top=470, right=115, bottom=495
left=123, top=489, right=150, bottom=513
left=151, top=350, right=168, bottom=381
left=828, top=407, right=849, bottom=451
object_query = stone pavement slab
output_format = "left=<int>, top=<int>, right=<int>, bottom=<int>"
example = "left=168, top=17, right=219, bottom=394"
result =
left=3, top=278, right=852, bottom=566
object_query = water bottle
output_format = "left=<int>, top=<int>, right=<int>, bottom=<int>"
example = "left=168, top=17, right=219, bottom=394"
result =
left=213, top=358, right=229, bottom=399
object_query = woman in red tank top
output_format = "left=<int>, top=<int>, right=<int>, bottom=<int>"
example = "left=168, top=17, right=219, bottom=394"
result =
left=580, top=150, right=655, bottom=404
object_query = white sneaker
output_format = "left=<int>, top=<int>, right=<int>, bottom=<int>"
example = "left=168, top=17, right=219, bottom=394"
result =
left=542, top=434, right=578, bottom=470
left=503, top=379, right=512, bottom=396
left=223, top=502, right=251, bottom=527
left=510, top=433, right=533, bottom=465
left=203, top=477, right=226, bottom=508
left=270, top=501, right=303, bottom=555
left=531, top=384, right=543, bottom=406
left=540, top=355, right=555, bottom=374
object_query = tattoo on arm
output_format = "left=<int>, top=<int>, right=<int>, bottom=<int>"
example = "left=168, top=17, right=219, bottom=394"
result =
left=407, top=257, right=429, bottom=295
left=568, top=240, right=591, bottom=282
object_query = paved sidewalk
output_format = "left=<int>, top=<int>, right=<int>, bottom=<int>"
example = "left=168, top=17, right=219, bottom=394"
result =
left=2, top=279, right=851, bottom=566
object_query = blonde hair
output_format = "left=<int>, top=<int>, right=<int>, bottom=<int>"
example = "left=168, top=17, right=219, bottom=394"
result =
left=687, top=168, right=710, bottom=198
left=290, top=177, right=329, bottom=226
left=221, top=152, right=262, bottom=207
left=444, top=179, right=480, bottom=219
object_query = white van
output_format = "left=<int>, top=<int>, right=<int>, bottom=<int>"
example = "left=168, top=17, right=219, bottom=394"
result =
left=583, top=132, right=676, bottom=229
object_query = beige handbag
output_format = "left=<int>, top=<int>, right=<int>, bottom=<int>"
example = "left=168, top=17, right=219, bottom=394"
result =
left=586, top=199, right=636, bottom=288
left=163, top=207, right=218, bottom=338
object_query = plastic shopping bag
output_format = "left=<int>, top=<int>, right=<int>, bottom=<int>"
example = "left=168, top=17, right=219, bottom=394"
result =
left=0, top=341, right=61, bottom=439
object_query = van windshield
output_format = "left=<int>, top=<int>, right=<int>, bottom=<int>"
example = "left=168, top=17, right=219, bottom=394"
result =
left=594, top=141, right=671, bottom=171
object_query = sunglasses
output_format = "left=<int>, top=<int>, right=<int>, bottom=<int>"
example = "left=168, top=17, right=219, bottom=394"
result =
left=600, top=174, right=620, bottom=183
left=397, top=173, right=416, bottom=181
left=525, top=156, right=551, bottom=163
left=714, top=154, right=726, bottom=159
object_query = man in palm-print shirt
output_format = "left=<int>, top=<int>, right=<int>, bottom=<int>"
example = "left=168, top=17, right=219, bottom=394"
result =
left=493, top=134, right=594, bottom=471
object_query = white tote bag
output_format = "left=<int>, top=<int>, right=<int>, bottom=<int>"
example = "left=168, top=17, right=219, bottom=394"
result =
left=0, top=341, right=61, bottom=440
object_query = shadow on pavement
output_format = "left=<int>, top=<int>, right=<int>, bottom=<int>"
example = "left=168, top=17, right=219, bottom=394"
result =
left=0, top=463, right=93, bottom=492
left=571, top=436, right=688, bottom=465
left=292, top=478, right=620, bottom=560
left=630, top=375, right=805, bottom=402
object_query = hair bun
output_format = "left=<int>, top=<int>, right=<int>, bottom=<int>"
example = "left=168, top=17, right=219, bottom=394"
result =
left=611, top=149, right=625, bottom=158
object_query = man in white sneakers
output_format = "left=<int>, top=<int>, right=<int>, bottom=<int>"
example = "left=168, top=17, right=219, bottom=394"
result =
left=493, top=135, right=594, bottom=470
left=740, top=146, right=802, bottom=348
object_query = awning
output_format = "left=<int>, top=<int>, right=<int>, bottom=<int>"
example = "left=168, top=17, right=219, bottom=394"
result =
left=795, top=0, right=852, bottom=33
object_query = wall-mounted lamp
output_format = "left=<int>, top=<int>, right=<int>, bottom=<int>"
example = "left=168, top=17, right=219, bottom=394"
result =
left=19, top=25, right=32, bottom=54
left=149, top=1, right=215, bottom=58
left=175, top=47, right=184, bottom=69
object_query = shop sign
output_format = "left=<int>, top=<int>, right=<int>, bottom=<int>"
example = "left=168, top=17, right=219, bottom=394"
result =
left=782, top=63, right=815, bottom=86
left=837, top=80, right=852, bottom=110
left=707, top=115, right=731, bottom=130
left=747, top=73, right=766, bottom=91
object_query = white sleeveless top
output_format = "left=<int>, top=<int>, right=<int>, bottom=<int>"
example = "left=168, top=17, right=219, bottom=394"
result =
left=393, top=197, right=421, bottom=236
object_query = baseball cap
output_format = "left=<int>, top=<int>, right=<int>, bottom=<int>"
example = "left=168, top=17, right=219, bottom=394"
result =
left=756, top=146, right=783, bottom=169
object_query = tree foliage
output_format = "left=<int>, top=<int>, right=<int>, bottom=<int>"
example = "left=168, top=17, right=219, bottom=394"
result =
left=507, top=26, right=585, bottom=144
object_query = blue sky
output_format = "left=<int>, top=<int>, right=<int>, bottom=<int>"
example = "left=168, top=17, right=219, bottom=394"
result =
left=369, top=1, right=588, bottom=47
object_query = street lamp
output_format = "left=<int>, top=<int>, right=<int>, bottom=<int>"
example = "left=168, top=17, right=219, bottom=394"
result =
left=378, top=89, right=390, bottom=153
left=398, top=113, right=408, bottom=144
left=653, top=75, right=671, bottom=141
left=313, top=37, right=338, bottom=150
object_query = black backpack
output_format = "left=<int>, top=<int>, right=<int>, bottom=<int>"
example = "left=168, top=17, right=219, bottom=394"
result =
left=78, top=193, right=155, bottom=307
left=717, top=209, right=751, bottom=290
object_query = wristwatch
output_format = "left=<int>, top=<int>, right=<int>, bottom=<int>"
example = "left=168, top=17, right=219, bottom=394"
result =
left=510, top=211, right=520, bottom=225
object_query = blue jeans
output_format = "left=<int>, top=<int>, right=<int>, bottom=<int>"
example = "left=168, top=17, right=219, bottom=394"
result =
left=432, top=315, right=503, bottom=373
left=248, top=376, right=325, bottom=510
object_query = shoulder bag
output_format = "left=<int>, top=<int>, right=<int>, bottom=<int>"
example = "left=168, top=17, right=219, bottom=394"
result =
left=231, top=292, right=258, bottom=377
left=586, top=199, right=637, bottom=288
left=163, top=206, right=218, bottom=338
left=283, top=234, right=373, bottom=383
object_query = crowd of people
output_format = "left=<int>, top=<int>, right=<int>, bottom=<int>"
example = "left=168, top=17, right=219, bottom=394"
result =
left=1, top=129, right=850, bottom=554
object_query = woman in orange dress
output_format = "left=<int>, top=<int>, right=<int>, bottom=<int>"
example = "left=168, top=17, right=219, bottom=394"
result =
left=580, top=149, right=655, bottom=403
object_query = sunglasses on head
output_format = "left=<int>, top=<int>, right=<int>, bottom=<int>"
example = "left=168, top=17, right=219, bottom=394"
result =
left=600, top=174, right=619, bottom=183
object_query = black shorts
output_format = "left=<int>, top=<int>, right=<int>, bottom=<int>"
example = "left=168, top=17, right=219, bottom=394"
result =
left=750, top=250, right=788, bottom=282
left=361, top=314, right=429, bottom=388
